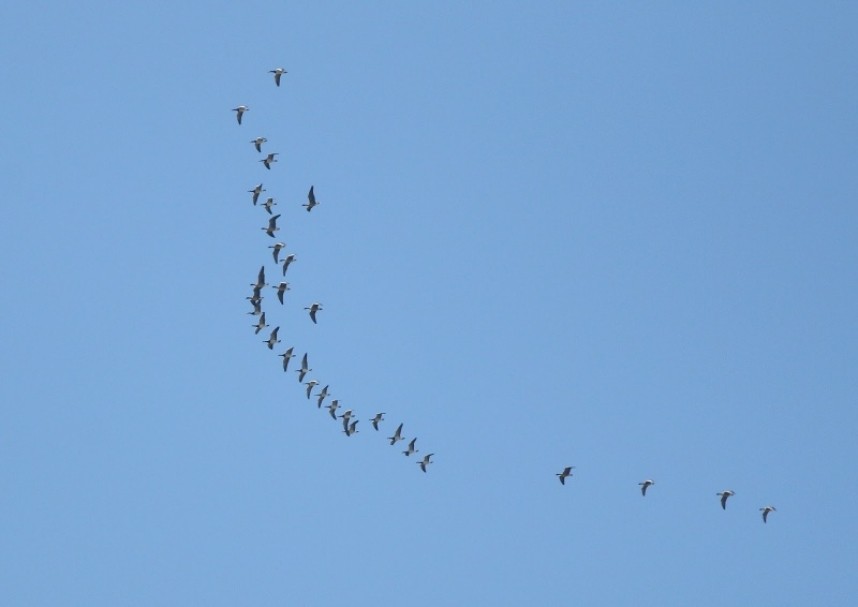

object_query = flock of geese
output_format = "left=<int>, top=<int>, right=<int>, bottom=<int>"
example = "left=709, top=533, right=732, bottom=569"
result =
left=233, top=68, right=435, bottom=474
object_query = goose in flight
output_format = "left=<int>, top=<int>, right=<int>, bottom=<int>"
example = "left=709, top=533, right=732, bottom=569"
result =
left=262, top=197, right=277, bottom=215
left=556, top=466, right=575, bottom=485
left=252, top=312, right=268, bottom=335
left=250, top=137, right=267, bottom=153
left=304, top=380, right=319, bottom=399
left=251, top=265, right=267, bottom=290
left=305, top=302, right=323, bottom=324
left=339, top=410, right=354, bottom=432
left=326, top=399, right=340, bottom=420
left=403, top=438, right=418, bottom=457
left=247, top=287, right=263, bottom=308
left=760, top=505, right=776, bottom=524
left=343, top=419, right=359, bottom=437
left=249, top=183, right=265, bottom=205
left=717, top=490, right=735, bottom=510
left=279, top=347, right=295, bottom=372
left=247, top=297, right=263, bottom=316
left=269, top=67, right=287, bottom=87
left=264, top=326, right=280, bottom=350
left=370, top=412, right=385, bottom=430
left=232, top=105, right=248, bottom=124
left=303, top=186, right=319, bottom=212
left=260, top=152, right=278, bottom=170
left=296, top=353, right=311, bottom=382
left=418, top=453, right=434, bottom=473
left=263, top=214, right=281, bottom=238
left=388, top=423, right=404, bottom=446
left=281, top=254, right=296, bottom=275
left=639, top=479, right=655, bottom=496
left=274, top=281, right=290, bottom=304
left=316, top=385, right=330, bottom=408
left=268, top=242, right=285, bottom=264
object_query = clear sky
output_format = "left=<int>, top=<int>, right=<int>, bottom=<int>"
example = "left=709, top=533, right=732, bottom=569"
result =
left=2, top=2, right=857, bottom=605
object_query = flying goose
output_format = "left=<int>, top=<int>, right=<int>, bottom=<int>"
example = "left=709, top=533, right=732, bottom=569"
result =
left=305, top=302, right=323, bottom=324
left=717, top=490, right=735, bottom=510
left=269, top=67, right=287, bottom=87
left=388, top=423, right=404, bottom=446
left=249, top=183, right=265, bottom=205
left=760, top=506, right=776, bottom=524
left=250, top=137, right=267, bottom=153
left=303, top=186, right=318, bottom=212
left=263, top=214, right=281, bottom=238
left=343, top=419, right=359, bottom=437
left=639, top=479, right=655, bottom=496
left=232, top=105, right=248, bottom=124
left=296, top=353, right=311, bottom=382
left=370, top=412, right=385, bottom=431
left=251, top=265, right=267, bottom=290
left=281, top=254, right=296, bottom=275
left=316, top=385, right=330, bottom=408
left=274, top=281, right=290, bottom=304
left=304, top=380, right=319, bottom=399
left=268, top=242, right=286, bottom=264
left=403, top=438, right=418, bottom=457
left=260, top=152, right=278, bottom=170
left=279, top=347, right=295, bottom=372
left=264, top=326, right=280, bottom=350
left=262, top=197, right=277, bottom=215
left=247, top=297, right=263, bottom=316
left=252, top=312, right=268, bottom=335
left=418, top=453, right=434, bottom=473
left=556, top=466, right=575, bottom=485
left=326, top=399, right=340, bottom=420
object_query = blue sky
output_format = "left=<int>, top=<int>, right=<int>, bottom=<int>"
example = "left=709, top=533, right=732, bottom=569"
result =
left=2, top=2, right=857, bottom=605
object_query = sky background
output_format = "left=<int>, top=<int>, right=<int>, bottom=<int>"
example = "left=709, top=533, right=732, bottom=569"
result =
left=2, top=1, right=857, bottom=605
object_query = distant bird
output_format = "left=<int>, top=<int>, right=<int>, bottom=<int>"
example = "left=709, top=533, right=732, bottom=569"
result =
left=269, top=67, right=287, bottom=87
left=265, top=326, right=280, bottom=350
left=305, top=380, right=319, bottom=399
left=316, top=385, right=330, bottom=408
left=247, top=298, right=263, bottom=316
left=388, top=423, right=404, bottom=446
left=262, top=197, right=277, bottom=215
left=268, top=242, right=286, bottom=264
left=556, top=466, right=575, bottom=485
left=247, top=288, right=263, bottom=309
left=639, top=479, right=655, bottom=496
left=327, top=399, right=340, bottom=420
left=717, top=490, right=735, bottom=510
left=251, top=265, right=267, bottom=290
left=418, top=453, right=434, bottom=473
left=760, top=505, right=776, bottom=524
left=296, top=353, right=311, bottom=382
left=370, top=412, right=385, bottom=431
left=252, top=312, right=268, bottom=335
left=260, top=152, right=278, bottom=170
left=403, top=438, right=418, bottom=457
left=281, top=254, right=296, bottom=275
left=343, top=419, right=359, bottom=437
left=303, top=186, right=319, bottom=212
left=279, top=347, right=295, bottom=372
left=232, top=105, right=249, bottom=124
left=250, top=137, right=268, bottom=153
left=274, top=281, right=290, bottom=304
left=305, top=302, right=323, bottom=324
left=263, top=214, right=281, bottom=238
left=249, top=183, right=265, bottom=205
left=339, top=410, right=354, bottom=432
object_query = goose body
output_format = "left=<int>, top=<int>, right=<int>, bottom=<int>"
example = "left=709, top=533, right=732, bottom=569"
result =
left=260, top=153, right=279, bottom=170
left=639, top=479, right=655, bottom=496
left=296, top=353, right=311, bottom=382
left=233, top=105, right=248, bottom=124
left=305, top=380, right=319, bottom=399
left=418, top=453, right=434, bottom=473
left=281, top=254, right=296, bottom=275
left=274, top=281, right=290, bottom=304
left=327, top=399, right=340, bottom=420
left=760, top=505, right=776, bottom=523
left=265, top=326, right=280, bottom=349
left=316, top=385, right=330, bottom=408
left=403, top=438, right=418, bottom=456
left=252, top=312, right=268, bottom=335
left=717, top=490, right=735, bottom=510
left=262, top=197, right=277, bottom=215
left=279, top=347, right=295, bottom=372
left=268, top=242, right=285, bottom=264
left=556, top=466, right=575, bottom=485
left=269, top=67, right=287, bottom=87
left=305, top=302, right=323, bottom=324
left=263, top=214, right=281, bottom=238
left=251, top=137, right=267, bottom=153
left=370, top=412, right=385, bottom=430
left=303, top=186, right=319, bottom=212
left=388, top=423, right=404, bottom=446
left=249, top=183, right=265, bottom=205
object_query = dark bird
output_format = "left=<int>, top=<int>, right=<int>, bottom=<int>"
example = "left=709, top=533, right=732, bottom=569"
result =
left=260, top=152, right=278, bottom=170
left=263, top=214, right=281, bottom=238
left=252, top=312, right=268, bottom=335
left=281, top=254, right=296, bottom=276
left=639, top=479, right=655, bottom=496
left=556, top=466, right=575, bottom=485
left=274, top=281, right=290, bottom=304
left=370, top=412, right=385, bottom=431
left=250, top=137, right=267, bottom=153
left=343, top=419, right=359, bottom=437
left=303, top=185, right=319, bottom=212
left=418, top=453, right=434, bottom=473
left=233, top=105, right=249, bottom=124
left=269, top=67, right=287, bottom=87
left=305, top=380, right=319, bottom=399
left=760, top=506, right=776, bottom=524
left=305, top=302, right=322, bottom=324
left=327, top=399, right=340, bottom=420
left=251, top=265, right=267, bottom=290
left=279, top=347, right=295, bottom=372
left=388, top=423, right=404, bottom=446
left=316, top=385, right=330, bottom=408
left=296, top=353, right=311, bottom=383
left=717, top=490, right=735, bottom=510
left=262, top=197, right=277, bottom=215
left=403, top=438, right=418, bottom=457
left=268, top=242, right=285, bottom=264
left=249, top=183, right=265, bottom=205
left=264, top=326, right=280, bottom=350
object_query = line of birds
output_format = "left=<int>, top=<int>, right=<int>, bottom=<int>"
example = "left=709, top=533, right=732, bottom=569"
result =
left=234, top=67, right=435, bottom=474
left=554, top=468, right=776, bottom=523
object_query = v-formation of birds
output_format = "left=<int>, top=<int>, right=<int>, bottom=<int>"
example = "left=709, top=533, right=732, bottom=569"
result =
left=235, top=68, right=435, bottom=474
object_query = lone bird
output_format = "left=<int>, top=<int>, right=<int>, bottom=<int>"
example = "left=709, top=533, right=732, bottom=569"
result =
left=281, top=254, right=296, bottom=275
left=249, top=183, right=265, bottom=205
left=305, top=302, right=323, bottom=324
left=316, top=385, right=329, bottom=408
left=252, top=312, right=268, bottom=335
left=760, top=506, right=776, bottom=524
left=343, top=419, right=359, bottom=437
left=370, top=412, right=385, bottom=431
left=250, top=137, right=267, bottom=153
left=296, top=353, right=311, bottom=383
left=279, top=347, right=295, bottom=372
left=418, top=453, right=434, bottom=473
left=388, top=423, right=404, bottom=446
left=403, top=438, right=418, bottom=457
left=274, top=281, right=290, bottom=304
left=232, top=105, right=249, bottom=124
left=639, top=479, right=655, bottom=496
left=269, top=67, right=287, bottom=87
left=262, top=197, right=277, bottom=215
left=717, top=490, right=735, bottom=510
left=268, top=242, right=285, bottom=264
left=303, top=186, right=319, bottom=212
left=260, top=152, right=278, bottom=170
left=263, top=214, right=281, bottom=238
left=327, top=400, right=340, bottom=420
left=304, top=380, right=319, bottom=399
left=556, top=466, right=575, bottom=485
left=264, top=326, right=280, bottom=350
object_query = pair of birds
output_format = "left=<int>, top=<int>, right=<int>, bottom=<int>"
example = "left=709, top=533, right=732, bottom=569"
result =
left=229, top=67, right=287, bottom=124
left=253, top=186, right=319, bottom=213
left=556, top=467, right=655, bottom=497
left=718, top=490, right=778, bottom=523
